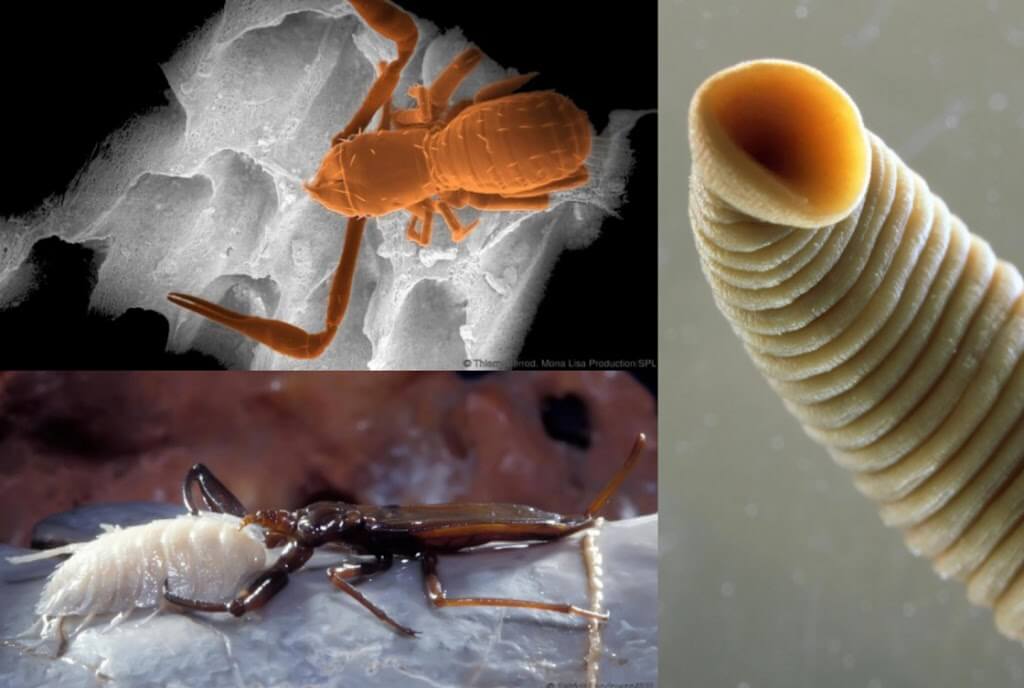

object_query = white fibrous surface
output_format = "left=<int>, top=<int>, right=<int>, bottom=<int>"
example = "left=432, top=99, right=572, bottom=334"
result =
left=0, top=0, right=646, bottom=370
left=0, top=509, right=657, bottom=688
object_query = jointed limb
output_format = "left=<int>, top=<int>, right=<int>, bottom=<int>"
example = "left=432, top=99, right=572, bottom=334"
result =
left=394, top=47, right=484, bottom=127
left=165, top=542, right=313, bottom=616
left=420, top=552, right=608, bottom=622
left=182, top=464, right=247, bottom=517
left=168, top=216, right=367, bottom=359
left=332, top=0, right=418, bottom=143
left=326, top=554, right=417, bottom=637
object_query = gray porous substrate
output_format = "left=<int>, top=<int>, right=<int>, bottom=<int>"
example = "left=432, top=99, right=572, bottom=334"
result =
left=0, top=503, right=657, bottom=688
left=0, top=0, right=648, bottom=370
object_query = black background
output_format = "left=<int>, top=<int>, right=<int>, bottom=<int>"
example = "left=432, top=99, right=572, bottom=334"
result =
left=0, top=1, right=656, bottom=372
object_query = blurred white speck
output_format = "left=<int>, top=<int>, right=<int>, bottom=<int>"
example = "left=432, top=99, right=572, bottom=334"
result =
left=902, top=601, right=916, bottom=617
left=703, top=412, right=719, bottom=427
left=720, top=581, right=736, bottom=598
left=944, top=113, right=960, bottom=129
left=791, top=568, right=805, bottom=585
left=1008, top=26, right=1024, bottom=47
left=695, top=38, right=708, bottom=50
left=986, top=189, right=1001, bottom=204
left=744, top=502, right=759, bottom=518
left=988, top=0, right=1000, bottom=11
left=769, top=435, right=785, bottom=451
left=702, top=9, right=713, bottom=19
left=738, top=683, right=751, bottom=688
left=989, top=93, right=1009, bottom=112
left=867, top=679, right=883, bottom=688
left=795, top=5, right=808, bottom=19
left=842, top=653, right=856, bottom=670
left=827, top=638, right=842, bottom=655
left=268, top=378, right=282, bottom=392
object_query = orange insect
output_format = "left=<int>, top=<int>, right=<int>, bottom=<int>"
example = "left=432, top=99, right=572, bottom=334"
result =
left=167, top=0, right=592, bottom=360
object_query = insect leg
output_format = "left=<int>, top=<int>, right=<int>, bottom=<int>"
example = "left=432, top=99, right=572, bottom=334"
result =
left=167, top=216, right=367, bottom=358
left=433, top=200, right=479, bottom=243
left=500, top=166, right=590, bottom=197
left=405, top=201, right=434, bottom=246
left=393, top=84, right=432, bottom=126
left=442, top=190, right=550, bottom=212
left=420, top=552, right=608, bottom=622
left=393, top=47, right=483, bottom=127
left=181, top=463, right=247, bottom=517
left=472, top=72, right=538, bottom=104
left=377, top=62, right=393, bottom=131
left=428, top=47, right=483, bottom=115
left=326, top=554, right=418, bottom=637
left=331, top=0, right=418, bottom=144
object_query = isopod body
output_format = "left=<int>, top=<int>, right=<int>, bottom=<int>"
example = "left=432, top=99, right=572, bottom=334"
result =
left=688, top=59, right=1024, bottom=641
left=11, top=513, right=272, bottom=621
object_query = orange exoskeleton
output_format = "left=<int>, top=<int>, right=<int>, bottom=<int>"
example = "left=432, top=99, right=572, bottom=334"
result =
left=167, top=0, right=593, bottom=359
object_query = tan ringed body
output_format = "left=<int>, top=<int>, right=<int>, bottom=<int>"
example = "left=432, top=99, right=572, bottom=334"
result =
left=689, top=59, right=1024, bottom=642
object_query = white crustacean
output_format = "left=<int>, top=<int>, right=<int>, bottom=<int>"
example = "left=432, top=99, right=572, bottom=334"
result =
left=6, top=511, right=274, bottom=650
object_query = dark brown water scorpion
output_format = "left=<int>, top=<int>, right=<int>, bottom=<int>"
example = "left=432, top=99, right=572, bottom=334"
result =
left=165, top=433, right=649, bottom=636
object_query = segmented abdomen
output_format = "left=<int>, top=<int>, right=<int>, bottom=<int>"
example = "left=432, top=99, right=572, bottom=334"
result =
left=38, top=514, right=268, bottom=617
left=428, top=91, right=591, bottom=194
left=690, top=60, right=1024, bottom=641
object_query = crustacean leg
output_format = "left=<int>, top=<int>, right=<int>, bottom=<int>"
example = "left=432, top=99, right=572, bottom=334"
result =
left=168, top=0, right=414, bottom=358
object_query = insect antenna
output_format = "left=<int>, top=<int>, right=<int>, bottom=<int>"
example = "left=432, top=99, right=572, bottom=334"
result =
left=584, top=433, right=648, bottom=518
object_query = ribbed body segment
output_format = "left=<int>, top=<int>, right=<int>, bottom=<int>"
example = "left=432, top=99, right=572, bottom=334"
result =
left=36, top=513, right=271, bottom=618
left=427, top=91, right=591, bottom=194
left=689, top=59, right=1024, bottom=642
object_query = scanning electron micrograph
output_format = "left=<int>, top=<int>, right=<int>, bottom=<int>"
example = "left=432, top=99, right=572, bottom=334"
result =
left=0, top=1, right=654, bottom=370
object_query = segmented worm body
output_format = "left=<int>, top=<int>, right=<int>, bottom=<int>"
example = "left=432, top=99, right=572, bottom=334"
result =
left=8, top=513, right=272, bottom=628
left=689, top=60, right=1024, bottom=641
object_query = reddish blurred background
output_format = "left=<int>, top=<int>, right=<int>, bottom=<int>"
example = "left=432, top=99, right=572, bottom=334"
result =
left=0, top=371, right=656, bottom=546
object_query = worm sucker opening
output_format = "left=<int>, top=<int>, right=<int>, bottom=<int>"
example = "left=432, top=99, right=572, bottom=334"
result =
left=690, top=59, right=870, bottom=228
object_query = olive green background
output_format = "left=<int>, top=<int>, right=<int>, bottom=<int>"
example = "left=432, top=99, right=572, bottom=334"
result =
left=659, top=1, right=1024, bottom=686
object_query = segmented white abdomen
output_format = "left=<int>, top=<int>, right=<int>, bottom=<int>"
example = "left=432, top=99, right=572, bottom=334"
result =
left=31, top=513, right=271, bottom=618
